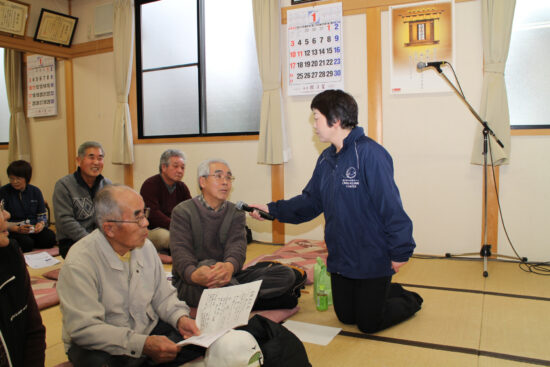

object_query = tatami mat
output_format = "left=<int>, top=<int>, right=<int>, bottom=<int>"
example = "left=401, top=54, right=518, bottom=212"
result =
left=481, top=295, right=550, bottom=361
left=303, top=336, right=478, bottom=367
left=36, top=243, right=550, bottom=366
left=393, top=256, right=487, bottom=291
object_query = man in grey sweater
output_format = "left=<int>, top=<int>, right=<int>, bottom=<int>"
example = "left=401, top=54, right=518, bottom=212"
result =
left=53, top=141, right=111, bottom=258
left=170, top=158, right=299, bottom=309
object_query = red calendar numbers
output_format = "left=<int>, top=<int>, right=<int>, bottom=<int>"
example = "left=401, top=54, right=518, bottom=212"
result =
left=287, top=3, right=344, bottom=96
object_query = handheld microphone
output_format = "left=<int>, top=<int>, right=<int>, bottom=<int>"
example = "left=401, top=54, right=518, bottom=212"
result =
left=417, top=61, right=447, bottom=70
left=235, top=201, right=274, bottom=221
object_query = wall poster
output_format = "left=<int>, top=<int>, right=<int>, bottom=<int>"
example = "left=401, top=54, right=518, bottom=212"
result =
left=287, top=2, right=344, bottom=96
left=390, top=0, right=455, bottom=94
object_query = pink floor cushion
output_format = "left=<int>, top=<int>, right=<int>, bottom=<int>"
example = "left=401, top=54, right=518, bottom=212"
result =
left=158, top=253, right=172, bottom=264
left=42, top=268, right=61, bottom=280
left=31, top=276, right=59, bottom=310
left=27, top=247, right=60, bottom=257
left=245, top=239, right=328, bottom=285
left=251, top=306, right=300, bottom=323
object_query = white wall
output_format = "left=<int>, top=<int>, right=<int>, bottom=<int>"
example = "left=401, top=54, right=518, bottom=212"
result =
left=17, top=0, right=550, bottom=262
left=0, top=0, right=70, bottom=201
left=382, top=1, right=484, bottom=256
left=280, top=13, right=368, bottom=241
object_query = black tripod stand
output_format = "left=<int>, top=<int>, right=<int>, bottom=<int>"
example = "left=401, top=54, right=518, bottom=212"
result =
left=423, top=63, right=524, bottom=277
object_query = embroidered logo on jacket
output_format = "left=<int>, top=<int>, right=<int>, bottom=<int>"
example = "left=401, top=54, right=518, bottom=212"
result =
left=342, top=167, right=360, bottom=188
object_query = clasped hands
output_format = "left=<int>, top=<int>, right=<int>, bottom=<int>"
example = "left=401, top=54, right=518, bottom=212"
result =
left=191, top=261, right=234, bottom=288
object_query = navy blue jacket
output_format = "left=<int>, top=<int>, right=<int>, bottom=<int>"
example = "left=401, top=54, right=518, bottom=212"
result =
left=0, top=184, right=47, bottom=225
left=268, top=127, right=415, bottom=279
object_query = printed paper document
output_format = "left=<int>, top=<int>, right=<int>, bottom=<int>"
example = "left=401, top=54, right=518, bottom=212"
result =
left=178, top=280, right=262, bottom=348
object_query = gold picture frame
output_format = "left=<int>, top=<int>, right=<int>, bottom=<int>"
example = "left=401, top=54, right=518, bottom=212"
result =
left=0, top=0, right=30, bottom=38
left=34, top=8, right=78, bottom=47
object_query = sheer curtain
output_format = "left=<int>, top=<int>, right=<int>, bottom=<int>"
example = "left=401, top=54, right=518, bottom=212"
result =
left=112, top=0, right=135, bottom=164
left=252, top=0, right=290, bottom=164
left=471, top=0, right=516, bottom=165
left=4, top=49, right=30, bottom=162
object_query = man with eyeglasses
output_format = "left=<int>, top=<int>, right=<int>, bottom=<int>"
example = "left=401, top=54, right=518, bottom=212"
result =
left=57, top=185, right=205, bottom=366
left=140, top=149, right=191, bottom=253
left=170, top=159, right=299, bottom=310
left=53, top=141, right=112, bottom=258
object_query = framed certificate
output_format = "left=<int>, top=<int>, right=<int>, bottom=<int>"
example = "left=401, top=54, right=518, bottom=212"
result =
left=34, top=8, right=78, bottom=47
left=0, top=0, right=30, bottom=37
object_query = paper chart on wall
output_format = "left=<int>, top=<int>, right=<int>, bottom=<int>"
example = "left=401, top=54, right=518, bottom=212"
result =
left=287, top=2, right=344, bottom=96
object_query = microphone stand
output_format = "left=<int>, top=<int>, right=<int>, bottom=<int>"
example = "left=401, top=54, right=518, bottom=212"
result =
left=428, top=65, right=521, bottom=277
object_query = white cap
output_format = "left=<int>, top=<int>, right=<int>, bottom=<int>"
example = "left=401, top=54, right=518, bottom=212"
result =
left=204, top=330, right=263, bottom=367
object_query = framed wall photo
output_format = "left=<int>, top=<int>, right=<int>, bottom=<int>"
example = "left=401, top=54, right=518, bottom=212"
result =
left=0, top=0, right=30, bottom=37
left=34, top=8, right=78, bottom=47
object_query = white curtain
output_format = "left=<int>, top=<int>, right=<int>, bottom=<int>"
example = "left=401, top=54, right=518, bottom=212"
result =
left=252, top=0, right=290, bottom=164
left=471, top=0, right=516, bottom=165
left=4, top=50, right=30, bottom=162
left=112, top=0, right=135, bottom=164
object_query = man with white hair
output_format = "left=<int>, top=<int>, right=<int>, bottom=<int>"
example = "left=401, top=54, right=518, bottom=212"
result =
left=57, top=185, right=204, bottom=366
left=170, top=159, right=302, bottom=309
left=140, top=149, right=191, bottom=252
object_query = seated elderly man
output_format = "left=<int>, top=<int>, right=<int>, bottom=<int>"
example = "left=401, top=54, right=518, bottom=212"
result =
left=140, top=149, right=191, bottom=252
left=170, top=158, right=301, bottom=309
left=53, top=141, right=112, bottom=258
left=57, top=185, right=205, bottom=367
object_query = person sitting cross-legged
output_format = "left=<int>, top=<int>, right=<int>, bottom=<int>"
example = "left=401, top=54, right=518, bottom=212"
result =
left=0, top=160, right=56, bottom=252
left=140, top=149, right=191, bottom=253
left=57, top=185, right=205, bottom=367
left=170, top=158, right=302, bottom=310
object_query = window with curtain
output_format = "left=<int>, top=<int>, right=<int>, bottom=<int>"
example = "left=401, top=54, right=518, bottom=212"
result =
left=0, top=48, right=10, bottom=143
left=505, top=0, right=550, bottom=129
left=135, top=0, right=262, bottom=138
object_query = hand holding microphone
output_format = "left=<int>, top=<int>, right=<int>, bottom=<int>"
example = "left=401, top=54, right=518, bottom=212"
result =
left=235, top=201, right=274, bottom=221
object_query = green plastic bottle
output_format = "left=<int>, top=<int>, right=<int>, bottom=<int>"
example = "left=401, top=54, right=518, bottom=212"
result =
left=317, top=284, right=328, bottom=311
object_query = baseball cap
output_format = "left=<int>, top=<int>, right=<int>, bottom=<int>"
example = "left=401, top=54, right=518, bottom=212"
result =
left=204, top=330, right=263, bottom=367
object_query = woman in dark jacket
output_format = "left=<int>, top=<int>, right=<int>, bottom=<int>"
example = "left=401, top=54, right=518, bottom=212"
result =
left=0, top=200, right=46, bottom=366
left=249, top=90, right=422, bottom=333
left=0, top=160, right=56, bottom=252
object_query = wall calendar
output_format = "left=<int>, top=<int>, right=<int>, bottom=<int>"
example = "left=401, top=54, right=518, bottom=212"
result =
left=287, top=2, right=343, bottom=96
left=27, top=55, right=57, bottom=117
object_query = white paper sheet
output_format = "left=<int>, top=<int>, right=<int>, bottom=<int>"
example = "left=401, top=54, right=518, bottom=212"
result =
left=282, top=320, right=341, bottom=346
left=24, top=252, right=60, bottom=269
left=178, top=280, right=262, bottom=348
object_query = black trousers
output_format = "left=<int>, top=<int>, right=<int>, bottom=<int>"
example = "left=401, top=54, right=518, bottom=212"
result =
left=58, top=239, right=75, bottom=259
left=177, top=259, right=297, bottom=309
left=9, top=228, right=56, bottom=252
left=331, top=273, right=423, bottom=333
left=67, top=320, right=205, bottom=367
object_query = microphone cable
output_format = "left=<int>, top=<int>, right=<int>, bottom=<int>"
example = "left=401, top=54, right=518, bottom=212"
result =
left=487, top=132, right=550, bottom=275
left=446, top=62, right=466, bottom=99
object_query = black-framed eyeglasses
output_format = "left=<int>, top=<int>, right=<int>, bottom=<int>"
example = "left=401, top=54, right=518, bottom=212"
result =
left=105, top=208, right=150, bottom=226
left=205, top=173, right=235, bottom=182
